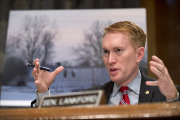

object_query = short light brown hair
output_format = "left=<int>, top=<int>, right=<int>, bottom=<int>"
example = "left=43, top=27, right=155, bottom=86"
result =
left=104, top=21, right=146, bottom=48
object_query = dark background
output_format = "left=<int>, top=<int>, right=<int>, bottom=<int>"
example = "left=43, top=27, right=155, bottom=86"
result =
left=1, top=0, right=180, bottom=96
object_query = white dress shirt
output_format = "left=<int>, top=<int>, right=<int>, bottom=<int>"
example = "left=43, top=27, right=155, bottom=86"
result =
left=108, top=70, right=142, bottom=105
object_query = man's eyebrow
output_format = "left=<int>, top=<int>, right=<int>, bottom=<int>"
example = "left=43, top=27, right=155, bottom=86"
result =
left=114, top=47, right=123, bottom=50
left=102, top=47, right=107, bottom=50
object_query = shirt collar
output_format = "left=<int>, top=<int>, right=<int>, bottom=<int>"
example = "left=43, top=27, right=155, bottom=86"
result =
left=111, top=69, right=142, bottom=97
left=127, top=70, right=141, bottom=95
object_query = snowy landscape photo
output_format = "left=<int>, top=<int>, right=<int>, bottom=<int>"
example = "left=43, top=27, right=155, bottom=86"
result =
left=0, top=9, right=147, bottom=107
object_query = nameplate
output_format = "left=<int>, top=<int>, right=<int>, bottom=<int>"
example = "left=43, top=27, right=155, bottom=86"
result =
left=39, top=90, right=105, bottom=108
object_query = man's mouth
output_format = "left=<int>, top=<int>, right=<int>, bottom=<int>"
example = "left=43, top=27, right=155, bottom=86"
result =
left=109, top=68, right=119, bottom=75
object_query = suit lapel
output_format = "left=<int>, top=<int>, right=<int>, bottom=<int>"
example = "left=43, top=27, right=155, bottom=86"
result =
left=103, top=81, right=114, bottom=104
left=139, top=73, right=153, bottom=103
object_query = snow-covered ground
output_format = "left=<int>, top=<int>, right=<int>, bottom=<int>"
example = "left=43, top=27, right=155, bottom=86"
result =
left=0, top=67, right=110, bottom=107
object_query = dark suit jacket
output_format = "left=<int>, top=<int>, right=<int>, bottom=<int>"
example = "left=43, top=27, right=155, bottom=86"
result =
left=102, top=72, right=180, bottom=104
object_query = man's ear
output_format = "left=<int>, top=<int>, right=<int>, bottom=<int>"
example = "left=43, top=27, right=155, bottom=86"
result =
left=136, top=47, right=145, bottom=63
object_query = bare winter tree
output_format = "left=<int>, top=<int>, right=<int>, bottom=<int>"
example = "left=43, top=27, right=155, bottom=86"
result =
left=7, top=15, right=56, bottom=66
left=3, top=15, right=56, bottom=85
left=73, top=20, right=111, bottom=67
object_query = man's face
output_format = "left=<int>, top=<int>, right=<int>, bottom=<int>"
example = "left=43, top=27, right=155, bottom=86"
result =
left=102, top=32, right=144, bottom=85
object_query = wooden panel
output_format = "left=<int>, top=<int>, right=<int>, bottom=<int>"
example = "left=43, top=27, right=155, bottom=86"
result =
left=141, top=0, right=180, bottom=85
left=155, top=0, right=180, bottom=85
left=140, top=0, right=157, bottom=71
left=0, top=102, right=180, bottom=120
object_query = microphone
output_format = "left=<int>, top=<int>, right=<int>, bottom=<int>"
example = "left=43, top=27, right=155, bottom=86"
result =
left=26, top=63, right=51, bottom=71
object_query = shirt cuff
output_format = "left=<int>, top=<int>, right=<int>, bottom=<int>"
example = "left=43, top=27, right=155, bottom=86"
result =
left=36, top=90, right=50, bottom=106
left=167, top=91, right=179, bottom=102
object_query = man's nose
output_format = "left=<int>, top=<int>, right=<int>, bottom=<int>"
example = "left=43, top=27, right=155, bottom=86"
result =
left=108, top=52, right=116, bottom=64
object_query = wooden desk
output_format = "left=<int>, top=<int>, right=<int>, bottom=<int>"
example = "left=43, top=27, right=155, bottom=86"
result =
left=0, top=102, right=180, bottom=120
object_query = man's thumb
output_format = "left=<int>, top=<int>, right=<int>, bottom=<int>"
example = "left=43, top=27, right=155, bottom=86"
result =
left=54, top=66, right=64, bottom=76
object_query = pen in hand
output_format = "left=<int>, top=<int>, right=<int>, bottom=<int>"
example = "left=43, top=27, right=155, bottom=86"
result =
left=27, top=63, right=51, bottom=72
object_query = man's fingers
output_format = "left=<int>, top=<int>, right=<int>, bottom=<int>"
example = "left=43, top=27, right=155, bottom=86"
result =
left=36, top=62, right=40, bottom=74
left=33, top=58, right=39, bottom=65
left=149, top=56, right=167, bottom=79
left=150, top=61, right=164, bottom=73
left=152, top=56, right=164, bottom=65
left=33, top=58, right=40, bottom=71
left=150, top=65, right=161, bottom=78
left=146, top=81, right=158, bottom=86
left=32, top=68, right=36, bottom=77
left=33, top=68, right=39, bottom=81
left=53, top=66, right=64, bottom=76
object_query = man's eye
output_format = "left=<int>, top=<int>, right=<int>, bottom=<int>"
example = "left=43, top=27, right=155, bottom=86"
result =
left=114, top=48, right=123, bottom=55
left=103, top=49, right=109, bottom=55
left=115, top=48, right=121, bottom=52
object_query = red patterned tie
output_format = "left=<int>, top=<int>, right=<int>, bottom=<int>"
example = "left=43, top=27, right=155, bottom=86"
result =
left=119, top=86, right=130, bottom=104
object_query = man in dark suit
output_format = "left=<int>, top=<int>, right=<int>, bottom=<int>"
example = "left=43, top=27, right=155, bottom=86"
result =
left=103, top=72, right=176, bottom=104
left=101, top=21, right=179, bottom=104
left=32, top=21, right=179, bottom=106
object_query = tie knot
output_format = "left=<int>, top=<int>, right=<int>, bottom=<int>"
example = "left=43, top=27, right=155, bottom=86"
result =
left=119, top=86, right=128, bottom=93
